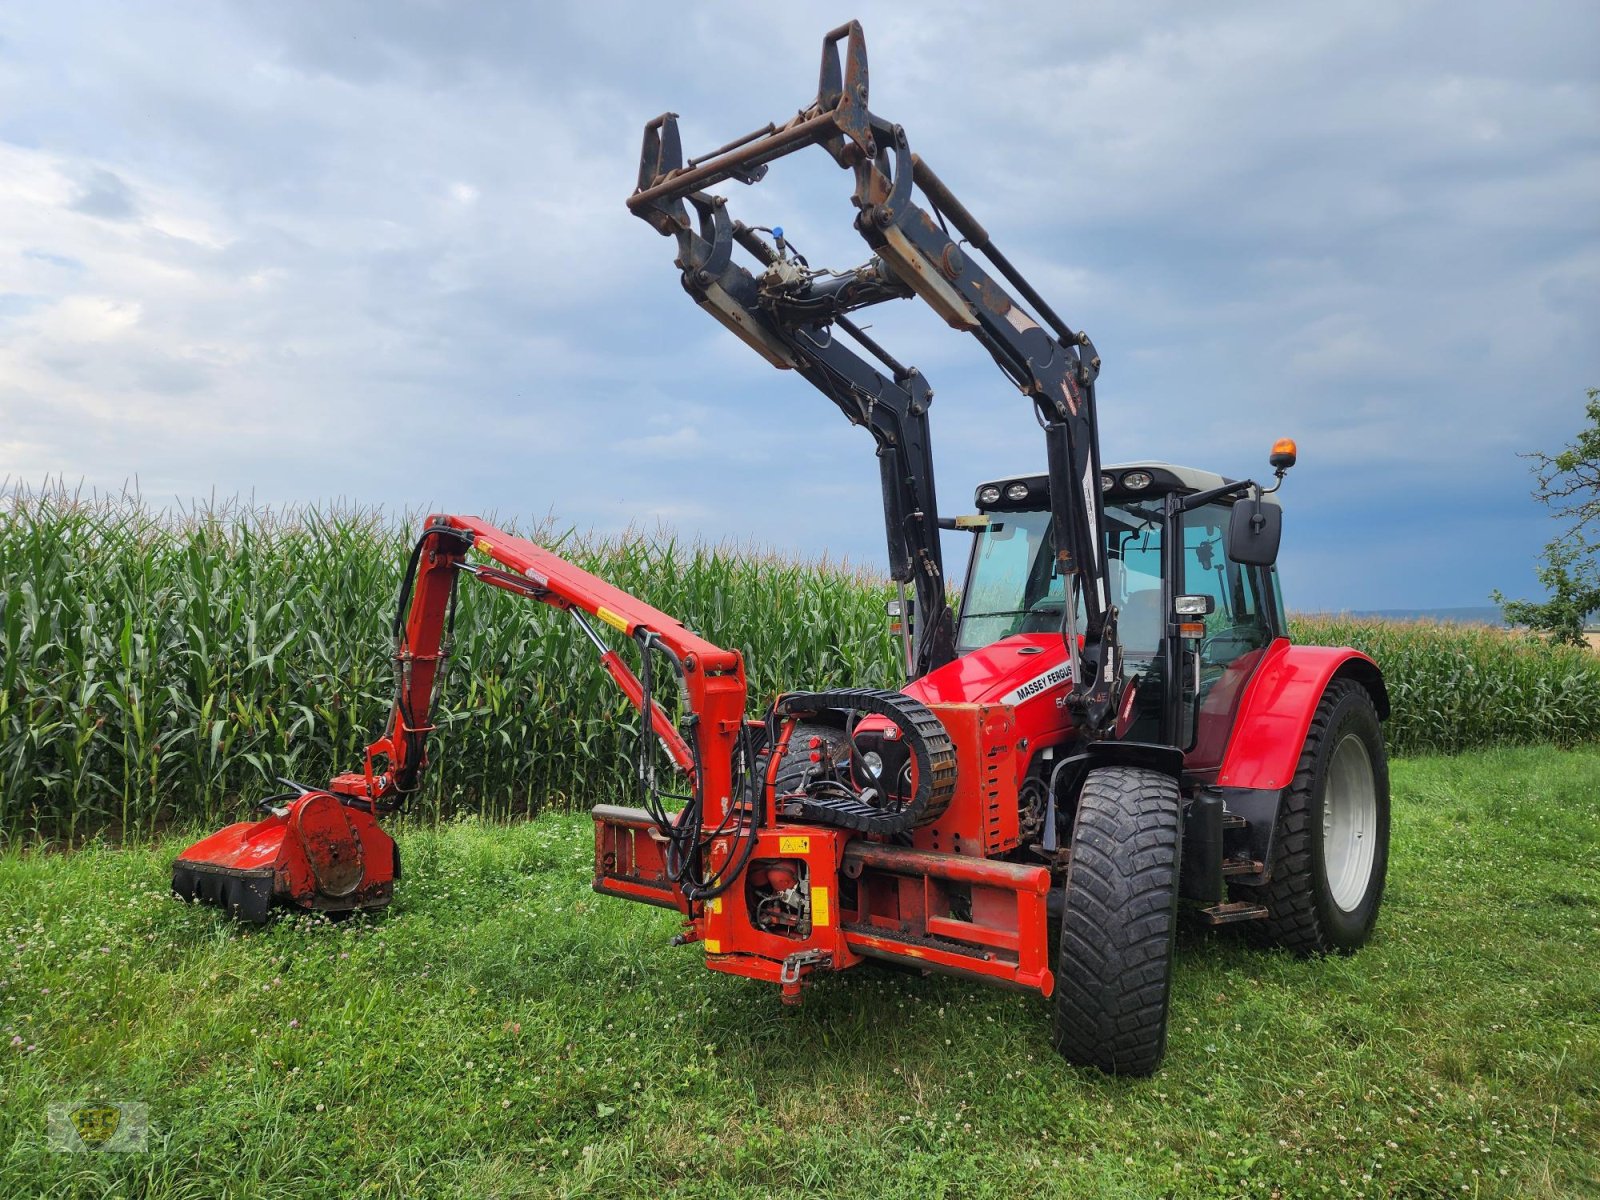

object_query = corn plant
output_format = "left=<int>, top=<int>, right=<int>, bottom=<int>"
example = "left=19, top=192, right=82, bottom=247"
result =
left=0, top=487, right=899, bottom=843
left=4, top=483, right=1599, bottom=844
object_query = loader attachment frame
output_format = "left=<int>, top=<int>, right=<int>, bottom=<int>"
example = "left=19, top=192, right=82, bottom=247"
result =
left=628, top=19, right=1123, bottom=733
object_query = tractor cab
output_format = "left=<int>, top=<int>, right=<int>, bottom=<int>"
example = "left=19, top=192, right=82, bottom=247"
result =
left=951, top=461, right=1285, bottom=757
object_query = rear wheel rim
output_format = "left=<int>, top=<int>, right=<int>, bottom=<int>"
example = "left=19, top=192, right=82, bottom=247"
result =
left=1323, top=733, right=1377, bottom=912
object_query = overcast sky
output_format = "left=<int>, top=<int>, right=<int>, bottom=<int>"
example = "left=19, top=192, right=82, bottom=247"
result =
left=3, top=1, right=1596, bottom=610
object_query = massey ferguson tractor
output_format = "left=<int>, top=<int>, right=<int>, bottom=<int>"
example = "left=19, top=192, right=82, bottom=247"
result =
left=174, top=22, right=1391, bottom=1075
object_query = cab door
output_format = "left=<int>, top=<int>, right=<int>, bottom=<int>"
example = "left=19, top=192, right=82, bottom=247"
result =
left=1178, top=501, right=1278, bottom=769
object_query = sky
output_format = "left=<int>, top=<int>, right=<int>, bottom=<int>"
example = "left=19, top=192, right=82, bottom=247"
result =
left=1, top=1, right=1596, bottom=611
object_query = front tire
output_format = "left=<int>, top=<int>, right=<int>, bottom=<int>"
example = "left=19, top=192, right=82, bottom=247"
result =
left=1234, top=679, right=1390, bottom=955
left=1053, top=765, right=1182, bottom=1076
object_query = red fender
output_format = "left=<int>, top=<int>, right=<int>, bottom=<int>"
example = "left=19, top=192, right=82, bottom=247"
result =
left=1215, top=640, right=1388, bottom=792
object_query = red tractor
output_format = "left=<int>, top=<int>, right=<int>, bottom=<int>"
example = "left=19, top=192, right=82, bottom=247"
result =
left=175, top=22, right=1390, bottom=1075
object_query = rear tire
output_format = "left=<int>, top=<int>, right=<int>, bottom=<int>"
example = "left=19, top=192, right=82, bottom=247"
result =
left=1053, top=765, right=1182, bottom=1076
left=1233, top=679, right=1390, bottom=955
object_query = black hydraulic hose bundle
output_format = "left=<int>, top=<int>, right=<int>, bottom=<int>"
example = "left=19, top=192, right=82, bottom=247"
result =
left=632, top=629, right=760, bottom=903
left=771, top=689, right=957, bottom=834
left=381, top=526, right=470, bottom=807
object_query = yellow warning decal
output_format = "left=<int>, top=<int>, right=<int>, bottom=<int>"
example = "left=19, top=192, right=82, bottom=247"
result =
left=707, top=897, right=722, bottom=914
left=704, top=939, right=722, bottom=955
left=475, top=537, right=493, bottom=554
left=596, top=606, right=630, bottom=633
left=779, top=836, right=810, bottom=855
left=812, top=885, right=831, bottom=928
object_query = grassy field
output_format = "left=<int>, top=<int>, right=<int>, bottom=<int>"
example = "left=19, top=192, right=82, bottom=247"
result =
left=2, top=745, right=1596, bottom=1198
left=8, top=488, right=1600, bottom=843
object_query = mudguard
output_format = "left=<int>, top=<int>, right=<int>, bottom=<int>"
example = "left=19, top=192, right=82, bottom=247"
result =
left=1215, top=641, right=1388, bottom=792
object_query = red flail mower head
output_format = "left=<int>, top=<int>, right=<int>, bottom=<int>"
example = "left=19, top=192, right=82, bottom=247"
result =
left=172, top=792, right=397, bottom=923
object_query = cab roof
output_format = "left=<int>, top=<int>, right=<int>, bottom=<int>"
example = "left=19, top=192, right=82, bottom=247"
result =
left=973, top=462, right=1278, bottom=510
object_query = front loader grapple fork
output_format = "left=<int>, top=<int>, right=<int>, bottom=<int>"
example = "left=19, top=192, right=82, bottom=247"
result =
left=628, top=20, right=1124, bottom=731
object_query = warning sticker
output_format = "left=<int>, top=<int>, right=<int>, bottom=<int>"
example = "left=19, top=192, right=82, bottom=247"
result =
left=812, top=885, right=831, bottom=928
left=595, top=606, right=630, bottom=633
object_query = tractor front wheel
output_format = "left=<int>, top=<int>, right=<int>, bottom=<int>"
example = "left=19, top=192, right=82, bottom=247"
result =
left=1234, top=679, right=1390, bottom=955
left=1053, top=765, right=1182, bottom=1076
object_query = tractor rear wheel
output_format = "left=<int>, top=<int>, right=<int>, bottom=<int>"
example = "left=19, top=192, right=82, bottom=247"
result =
left=1053, top=765, right=1182, bottom=1076
left=1233, top=679, right=1390, bottom=955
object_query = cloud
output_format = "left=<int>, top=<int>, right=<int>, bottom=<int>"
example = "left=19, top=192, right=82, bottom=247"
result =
left=0, top=0, right=1596, bottom=610
left=67, top=167, right=139, bottom=220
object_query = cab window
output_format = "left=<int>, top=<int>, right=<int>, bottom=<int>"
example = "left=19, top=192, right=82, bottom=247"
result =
left=955, top=500, right=1165, bottom=655
left=1181, top=501, right=1274, bottom=762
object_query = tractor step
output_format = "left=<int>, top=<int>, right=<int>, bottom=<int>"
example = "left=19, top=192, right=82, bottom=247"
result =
left=1198, top=901, right=1269, bottom=925
left=1221, top=811, right=1248, bottom=829
left=1221, top=857, right=1265, bottom=877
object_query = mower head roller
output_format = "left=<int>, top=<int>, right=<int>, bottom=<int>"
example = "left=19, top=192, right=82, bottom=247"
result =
left=172, top=790, right=398, bottom=923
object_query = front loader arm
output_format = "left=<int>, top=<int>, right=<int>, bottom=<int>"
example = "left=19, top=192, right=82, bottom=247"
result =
left=628, top=21, right=1121, bottom=733
left=632, top=135, right=956, bottom=679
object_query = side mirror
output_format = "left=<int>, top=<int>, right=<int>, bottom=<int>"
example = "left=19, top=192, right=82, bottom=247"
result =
left=1227, top=496, right=1282, bottom=566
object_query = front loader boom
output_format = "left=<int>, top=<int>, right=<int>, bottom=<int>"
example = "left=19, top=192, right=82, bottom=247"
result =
left=628, top=20, right=1122, bottom=732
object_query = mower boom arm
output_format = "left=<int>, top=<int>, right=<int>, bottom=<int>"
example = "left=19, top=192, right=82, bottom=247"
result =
left=329, top=515, right=747, bottom=818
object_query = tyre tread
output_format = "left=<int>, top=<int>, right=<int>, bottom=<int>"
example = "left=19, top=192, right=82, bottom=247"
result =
left=1053, top=766, right=1181, bottom=1076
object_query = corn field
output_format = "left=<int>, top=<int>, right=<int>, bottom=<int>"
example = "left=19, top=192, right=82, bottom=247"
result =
left=4, top=487, right=1599, bottom=843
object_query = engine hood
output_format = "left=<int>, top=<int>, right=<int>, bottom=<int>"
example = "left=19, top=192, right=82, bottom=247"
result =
left=904, top=633, right=1072, bottom=708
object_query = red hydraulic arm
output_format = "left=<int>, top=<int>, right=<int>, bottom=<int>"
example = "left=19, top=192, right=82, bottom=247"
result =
left=328, top=515, right=751, bottom=852
left=177, top=512, right=754, bottom=922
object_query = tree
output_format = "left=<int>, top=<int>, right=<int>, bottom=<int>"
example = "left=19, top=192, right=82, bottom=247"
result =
left=1493, top=388, right=1600, bottom=643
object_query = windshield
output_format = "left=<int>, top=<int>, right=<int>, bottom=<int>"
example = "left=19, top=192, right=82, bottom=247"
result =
left=955, top=499, right=1166, bottom=655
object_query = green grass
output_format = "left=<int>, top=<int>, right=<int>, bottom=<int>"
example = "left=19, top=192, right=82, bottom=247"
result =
left=2, top=745, right=1596, bottom=1198
left=8, top=487, right=1600, bottom=844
